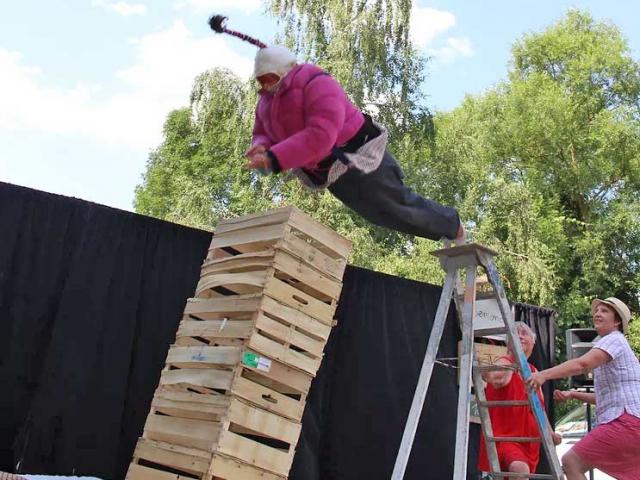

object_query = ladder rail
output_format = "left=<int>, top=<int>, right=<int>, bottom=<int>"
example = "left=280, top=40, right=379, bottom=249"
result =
left=472, top=365, right=501, bottom=473
left=392, top=244, right=563, bottom=480
left=390, top=268, right=458, bottom=480
left=452, top=265, right=477, bottom=480
left=477, top=250, right=564, bottom=479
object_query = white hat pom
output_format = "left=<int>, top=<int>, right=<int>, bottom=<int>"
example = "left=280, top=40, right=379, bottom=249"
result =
left=254, top=46, right=297, bottom=78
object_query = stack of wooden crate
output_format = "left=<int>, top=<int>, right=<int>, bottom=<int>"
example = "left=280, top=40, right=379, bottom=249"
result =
left=126, top=206, right=351, bottom=480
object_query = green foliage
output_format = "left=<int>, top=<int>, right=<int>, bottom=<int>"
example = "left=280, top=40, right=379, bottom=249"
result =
left=627, top=314, right=640, bottom=357
left=269, top=0, right=427, bottom=137
left=425, top=9, right=640, bottom=331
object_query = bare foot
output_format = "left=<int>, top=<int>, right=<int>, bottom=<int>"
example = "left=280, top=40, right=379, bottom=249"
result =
left=454, top=224, right=466, bottom=246
left=442, top=224, right=466, bottom=248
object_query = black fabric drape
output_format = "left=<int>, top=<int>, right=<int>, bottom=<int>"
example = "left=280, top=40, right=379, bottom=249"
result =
left=290, top=266, right=468, bottom=480
left=0, top=182, right=555, bottom=479
left=0, top=183, right=211, bottom=478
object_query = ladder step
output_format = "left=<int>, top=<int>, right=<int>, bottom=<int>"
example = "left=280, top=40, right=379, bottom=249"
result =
left=474, top=326, right=507, bottom=337
left=478, top=400, right=530, bottom=407
left=486, top=436, right=542, bottom=443
left=475, top=364, right=517, bottom=373
left=456, top=291, right=496, bottom=301
left=487, top=473, right=554, bottom=479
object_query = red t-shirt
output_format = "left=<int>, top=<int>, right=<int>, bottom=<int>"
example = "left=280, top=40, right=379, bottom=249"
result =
left=478, top=355, right=545, bottom=473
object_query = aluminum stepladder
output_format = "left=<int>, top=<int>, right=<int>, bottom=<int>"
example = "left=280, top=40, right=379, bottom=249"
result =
left=391, top=243, right=563, bottom=480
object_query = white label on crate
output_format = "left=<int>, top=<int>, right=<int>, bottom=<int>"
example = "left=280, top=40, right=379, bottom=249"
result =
left=257, top=357, right=272, bottom=372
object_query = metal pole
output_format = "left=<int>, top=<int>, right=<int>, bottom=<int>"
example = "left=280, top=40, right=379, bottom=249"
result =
left=391, top=268, right=457, bottom=479
left=586, top=387, right=594, bottom=480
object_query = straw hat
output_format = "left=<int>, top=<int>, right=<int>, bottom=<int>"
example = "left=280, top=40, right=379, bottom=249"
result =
left=591, top=297, right=632, bottom=334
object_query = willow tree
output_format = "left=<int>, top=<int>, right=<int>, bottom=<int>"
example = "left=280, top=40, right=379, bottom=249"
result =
left=134, top=69, right=280, bottom=227
left=269, top=0, right=427, bottom=136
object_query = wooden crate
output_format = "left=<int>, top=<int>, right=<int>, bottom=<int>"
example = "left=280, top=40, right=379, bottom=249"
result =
left=134, top=395, right=300, bottom=474
left=128, top=206, right=351, bottom=480
left=180, top=293, right=332, bottom=377
left=208, top=206, right=350, bottom=281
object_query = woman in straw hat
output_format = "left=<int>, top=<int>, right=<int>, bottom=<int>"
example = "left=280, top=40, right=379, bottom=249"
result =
left=209, top=15, right=464, bottom=245
left=526, top=297, right=640, bottom=480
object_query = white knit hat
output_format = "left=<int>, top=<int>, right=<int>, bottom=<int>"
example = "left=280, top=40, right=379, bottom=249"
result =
left=254, top=45, right=297, bottom=78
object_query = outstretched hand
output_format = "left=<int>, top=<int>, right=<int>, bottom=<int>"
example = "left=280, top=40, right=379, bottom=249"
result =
left=244, top=152, right=270, bottom=170
left=245, top=144, right=266, bottom=158
left=553, top=389, right=573, bottom=403
left=244, top=145, right=270, bottom=171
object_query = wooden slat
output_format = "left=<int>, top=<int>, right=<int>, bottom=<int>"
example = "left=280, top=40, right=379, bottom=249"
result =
left=232, top=376, right=305, bottom=421
left=127, top=463, right=194, bottom=480
left=134, top=438, right=210, bottom=475
left=273, top=250, right=342, bottom=300
left=209, top=454, right=285, bottom=480
left=184, top=296, right=261, bottom=320
left=214, top=207, right=293, bottom=235
left=195, top=272, right=266, bottom=297
left=264, top=276, right=335, bottom=325
left=255, top=312, right=325, bottom=357
left=160, top=369, right=234, bottom=390
left=166, top=346, right=242, bottom=368
left=145, top=416, right=221, bottom=451
left=242, top=351, right=312, bottom=394
left=209, top=224, right=288, bottom=252
left=288, top=208, right=352, bottom=260
left=216, top=430, right=293, bottom=477
left=260, top=295, right=331, bottom=340
left=228, top=399, right=301, bottom=445
left=152, top=392, right=231, bottom=421
left=174, top=337, right=210, bottom=347
left=177, top=320, right=254, bottom=340
left=279, top=232, right=346, bottom=280
left=201, top=251, right=274, bottom=275
left=248, top=331, right=320, bottom=375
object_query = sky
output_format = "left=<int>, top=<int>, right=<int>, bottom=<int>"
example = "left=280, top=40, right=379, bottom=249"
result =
left=1, top=1, right=639, bottom=212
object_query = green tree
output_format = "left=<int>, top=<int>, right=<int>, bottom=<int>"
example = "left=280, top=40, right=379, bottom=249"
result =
left=423, top=10, right=640, bottom=329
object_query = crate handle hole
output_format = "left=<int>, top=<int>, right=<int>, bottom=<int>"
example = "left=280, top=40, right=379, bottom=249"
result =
left=292, top=295, right=309, bottom=305
left=262, top=394, right=278, bottom=404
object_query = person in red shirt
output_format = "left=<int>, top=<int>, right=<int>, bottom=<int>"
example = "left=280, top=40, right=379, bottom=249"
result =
left=478, top=322, right=561, bottom=478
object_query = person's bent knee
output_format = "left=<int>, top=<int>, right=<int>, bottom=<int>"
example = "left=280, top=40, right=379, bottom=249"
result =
left=507, top=460, right=530, bottom=474
left=562, top=450, right=589, bottom=474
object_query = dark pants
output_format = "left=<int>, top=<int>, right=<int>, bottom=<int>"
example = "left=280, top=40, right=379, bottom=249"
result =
left=328, top=150, right=460, bottom=241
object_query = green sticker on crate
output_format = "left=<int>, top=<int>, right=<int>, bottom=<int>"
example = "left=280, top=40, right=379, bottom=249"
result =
left=242, top=352, right=272, bottom=372
left=242, top=352, right=259, bottom=368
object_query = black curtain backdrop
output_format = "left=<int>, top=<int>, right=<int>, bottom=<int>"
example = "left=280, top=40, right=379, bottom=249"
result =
left=0, top=183, right=211, bottom=477
left=0, top=182, right=555, bottom=479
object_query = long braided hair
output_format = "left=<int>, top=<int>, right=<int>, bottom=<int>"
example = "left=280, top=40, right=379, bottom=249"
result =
left=208, top=15, right=267, bottom=49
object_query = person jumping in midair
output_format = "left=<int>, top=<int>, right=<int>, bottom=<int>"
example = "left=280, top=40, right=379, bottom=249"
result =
left=210, top=15, right=465, bottom=244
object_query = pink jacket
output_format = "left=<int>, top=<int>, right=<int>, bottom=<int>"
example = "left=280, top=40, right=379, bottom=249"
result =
left=251, top=64, right=364, bottom=171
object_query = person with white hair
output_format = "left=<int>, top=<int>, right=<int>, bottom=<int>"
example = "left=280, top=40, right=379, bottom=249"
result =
left=209, top=15, right=465, bottom=245
left=527, top=297, right=640, bottom=480
left=478, top=322, right=562, bottom=478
